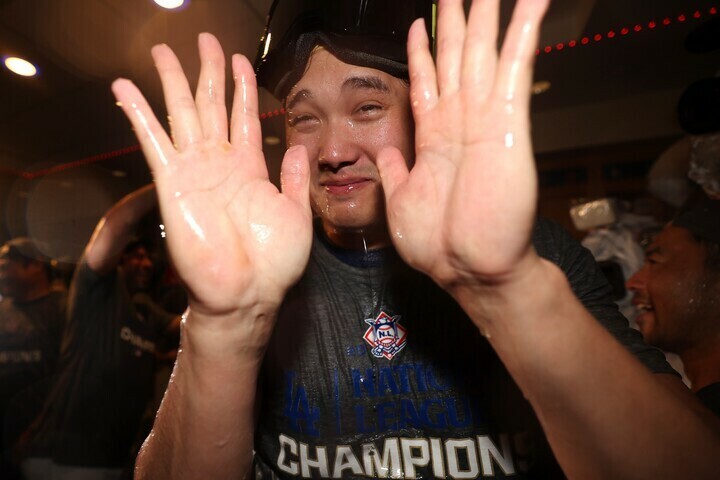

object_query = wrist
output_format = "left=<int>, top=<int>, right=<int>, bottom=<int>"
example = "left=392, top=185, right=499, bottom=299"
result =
left=181, top=303, right=279, bottom=361
left=448, top=253, right=563, bottom=336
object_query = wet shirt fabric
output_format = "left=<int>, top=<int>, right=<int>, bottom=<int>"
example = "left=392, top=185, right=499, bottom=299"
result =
left=253, top=219, right=676, bottom=479
left=0, top=291, right=66, bottom=452
left=27, top=261, right=174, bottom=468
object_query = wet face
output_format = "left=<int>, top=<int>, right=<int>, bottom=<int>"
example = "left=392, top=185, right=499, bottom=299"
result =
left=626, top=225, right=719, bottom=353
left=121, top=246, right=154, bottom=292
left=284, top=49, right=414, bottom=248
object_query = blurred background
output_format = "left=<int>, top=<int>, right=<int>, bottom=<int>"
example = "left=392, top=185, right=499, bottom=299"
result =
left=0, top=0, right=719, bottom=260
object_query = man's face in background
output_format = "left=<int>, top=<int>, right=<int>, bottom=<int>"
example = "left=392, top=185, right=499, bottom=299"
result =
left=284, top=48, right=414, bottom=245
left=627, top=225, right=719, bottom=353
left=0, top=257, right=43, bottom=300
left=121, top=245, right=154, bottom=293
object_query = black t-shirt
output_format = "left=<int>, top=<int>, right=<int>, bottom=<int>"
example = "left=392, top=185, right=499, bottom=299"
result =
left=253, top=219, right=676, bottom=479
left=0, top=291, right=66, bottom=447
left=28, top=262, right=174, bottom=468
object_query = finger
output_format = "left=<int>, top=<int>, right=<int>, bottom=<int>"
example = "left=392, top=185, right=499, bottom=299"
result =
left=408, top=19, right=439, bottom=117
left=152, top=43, right=203, bottom=150
left=493, top=0, right=550, bottom=109
left=435, top=0, right=466, bottom=96
left=112, top=79, right=175, bottom=172
left=461, top=0, right=499, bottom=101
left=195, top=33, right=229, bottom=141
left=280, top=145, right=311, bottom=217
left=377, top=146, right=410, bottom=203
left=230, top=54, right=263, bottom=151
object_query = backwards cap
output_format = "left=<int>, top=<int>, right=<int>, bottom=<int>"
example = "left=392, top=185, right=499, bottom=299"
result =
left=254, top=0, right=436, bottom=100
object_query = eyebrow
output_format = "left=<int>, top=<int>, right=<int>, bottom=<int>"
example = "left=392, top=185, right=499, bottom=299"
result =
left=285, top=89, right=313, bottom=111
left=342, top=75, right=390, bottom=93
left=285, top=75, right=391, bottom=111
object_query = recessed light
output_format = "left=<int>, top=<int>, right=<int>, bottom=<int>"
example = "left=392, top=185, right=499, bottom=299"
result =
left=532, top=80, right=551, bottom=95
left=3, top=56, right=38, bottom=77
left=154, top=0, right=186, bottom=9
left=111, top=170, right=127, bottom=178
left=264, top=136, right=281, bottom=146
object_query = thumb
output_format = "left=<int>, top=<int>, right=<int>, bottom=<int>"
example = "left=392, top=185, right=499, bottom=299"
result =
left=377, top=146, right=410, bottom=204
left=280, top=145, right=311, bottom=216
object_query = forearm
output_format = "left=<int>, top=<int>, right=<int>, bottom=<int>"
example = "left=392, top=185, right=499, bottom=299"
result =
left=136, top=307, right=275, bottom=480
left=86, top=184, right=157, bottom=272
left=452, top=256, right=720, bottom=479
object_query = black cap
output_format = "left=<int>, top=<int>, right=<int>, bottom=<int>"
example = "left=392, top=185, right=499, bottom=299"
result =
left=0, top=237, right=51, bottom=264
left=254, top=0, right=436, bottom=100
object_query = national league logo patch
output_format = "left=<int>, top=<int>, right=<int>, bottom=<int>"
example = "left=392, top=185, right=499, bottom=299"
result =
left=363, top=311, right=407, bottom=360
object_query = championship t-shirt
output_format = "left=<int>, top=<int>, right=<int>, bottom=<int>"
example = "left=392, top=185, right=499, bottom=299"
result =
left=253, top=219, right=676, bottom=479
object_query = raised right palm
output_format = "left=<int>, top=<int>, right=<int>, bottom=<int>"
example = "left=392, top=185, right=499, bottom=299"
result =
left=112, top=33, right=312, bottom=317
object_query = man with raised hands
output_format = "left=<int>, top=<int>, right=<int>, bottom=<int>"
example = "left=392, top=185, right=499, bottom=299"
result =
left=112, top=0, right=720, bottom=478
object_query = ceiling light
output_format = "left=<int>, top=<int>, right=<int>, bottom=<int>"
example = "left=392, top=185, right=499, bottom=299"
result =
left=154, top=0, right=186, bottom=9
left=532, top=81, right=551, bottom=95
left=264, top=136, right=281, bottom=146
left=111, top=170, right=127, bottom=178
left=3, top=56, right=38, bottom=77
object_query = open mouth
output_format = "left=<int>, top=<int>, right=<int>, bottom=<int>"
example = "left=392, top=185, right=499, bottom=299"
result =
left=635, top=302, right=654, bottom=314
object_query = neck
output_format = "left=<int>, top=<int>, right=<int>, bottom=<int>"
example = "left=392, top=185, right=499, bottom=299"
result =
left=321, top=221, right=391, bottom=251
left=678, top=334, right=720, bottom=392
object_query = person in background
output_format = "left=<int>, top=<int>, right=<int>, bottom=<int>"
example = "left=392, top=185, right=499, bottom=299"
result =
left=0, top=238, right=66, bottom=480
left=21, top=185, right=180, bottom=480
left=628, top=196, right=720, bottom=416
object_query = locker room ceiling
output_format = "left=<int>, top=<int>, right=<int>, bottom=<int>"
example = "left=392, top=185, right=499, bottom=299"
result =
left=0, top=0, right=718, bottom=181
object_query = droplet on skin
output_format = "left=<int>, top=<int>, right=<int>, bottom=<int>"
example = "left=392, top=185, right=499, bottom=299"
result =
left=504, top=133, right=515, bottom=148
left=250, top=223, right=272, bottom=245
left=180, top=204, right=206, bottom=241
left=130, top=102, right=170, bottom=166
left=174, top=191, right=182, bottom=198
left=394, top=229, right=404, bottom=240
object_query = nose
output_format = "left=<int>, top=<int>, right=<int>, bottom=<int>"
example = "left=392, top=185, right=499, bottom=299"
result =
left=626, top=265, right=648, bottom=293
left=139, top=256, right=153, bottom=270
left=317, top=121, right=359, bottom=171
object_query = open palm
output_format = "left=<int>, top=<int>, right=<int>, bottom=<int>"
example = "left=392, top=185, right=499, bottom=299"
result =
left=379, top=0, right=549, bottom=290
left=112, top=33, right=312, bottom=317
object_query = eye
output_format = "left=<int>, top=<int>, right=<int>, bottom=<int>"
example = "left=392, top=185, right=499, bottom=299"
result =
left=356, top=104, right=382, bottom=115
left=287, top=114, right=316, bottom=128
